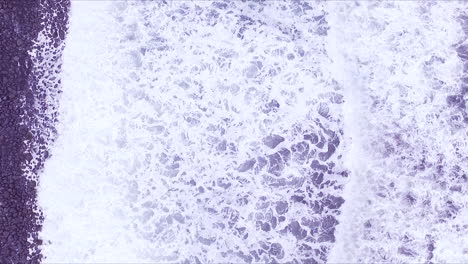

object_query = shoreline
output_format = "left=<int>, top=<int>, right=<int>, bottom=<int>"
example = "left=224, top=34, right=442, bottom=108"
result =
left=0, top=1, right=69, bottom=262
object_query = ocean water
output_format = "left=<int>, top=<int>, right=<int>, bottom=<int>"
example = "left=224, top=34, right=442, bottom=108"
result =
left=327, top=2, right=468, bottom=263
left=34, top=1, right=467, bottom=263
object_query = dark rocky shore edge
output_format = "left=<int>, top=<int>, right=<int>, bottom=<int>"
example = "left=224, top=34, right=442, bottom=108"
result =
left=0, top=0, right=68, bottom=262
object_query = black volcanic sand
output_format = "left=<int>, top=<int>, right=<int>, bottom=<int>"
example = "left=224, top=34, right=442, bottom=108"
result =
left=0, top=0, right=68, bottom=262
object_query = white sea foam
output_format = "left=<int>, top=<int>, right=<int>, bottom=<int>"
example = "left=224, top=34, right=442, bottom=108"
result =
left=39, top=1, right=345, bottom=262
left=328, top=1, right=468, bottom=263
left=38, top=2, right=149, bottom=262
left=38, top=1, right=467, bottom=263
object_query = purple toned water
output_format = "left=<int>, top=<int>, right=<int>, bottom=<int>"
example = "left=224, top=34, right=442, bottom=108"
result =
left=1, top=1, right=467, bottom=263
